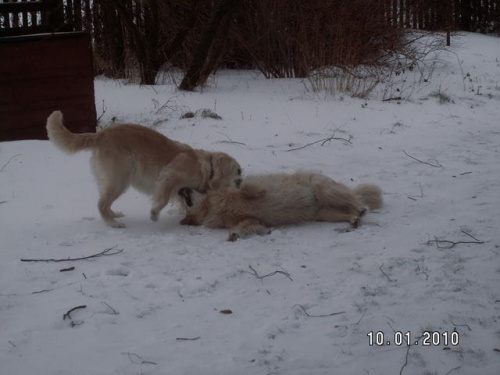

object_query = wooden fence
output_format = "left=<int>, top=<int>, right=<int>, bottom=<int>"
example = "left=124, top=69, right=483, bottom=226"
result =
left=382, top=0, right=500, bottom=33
left=0, top=0, right=96, bottom=141
left=0, top=0, right=67, bottom=37
left=1, top=0, right=498, bottom=37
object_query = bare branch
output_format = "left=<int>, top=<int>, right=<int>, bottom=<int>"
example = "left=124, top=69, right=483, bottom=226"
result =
left=285, top=133, right=352, bottom=152
left=379, top=264, right=396, bottom=282
left=96, top=100, right=107, bottom=123
left=216, top=132, right=247, bottom=146
left=63, top=305, right=87, bottom=324
left=382, top=96, right=403, bottom=102
left=245, top=265, right=293, bottom=281
left=102, top=302, right=119, bottom=315
left=294, top=304, right=345, bottom=318
left=427, top=230, right=484, bottom=249
left=121, top=352, right=158, bottom=365
left=400, top=335, right=423, bottom=375
left=21, top=246, right=123, bottom=263
left=32, top=289, right=53, bottom=294
left=0, top=153, right=21, bottom=172
left=445, top=367, right=461, bottom=375
left=403, top=150, right=442, bottom=168
left=450, top=317, right=471, bottom=331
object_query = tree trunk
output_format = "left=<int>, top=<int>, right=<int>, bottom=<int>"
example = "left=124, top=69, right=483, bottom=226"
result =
left=179, top=0, right=243, bottom=91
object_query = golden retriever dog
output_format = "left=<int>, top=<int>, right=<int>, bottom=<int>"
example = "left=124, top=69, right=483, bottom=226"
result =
left=178, top=172, right=382, bottom=241
left=46, top=110, right=242, bottom=228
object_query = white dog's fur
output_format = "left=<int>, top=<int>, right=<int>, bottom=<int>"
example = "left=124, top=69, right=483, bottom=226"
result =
left=179, top=172, right=383, bottom=241
left=46, top=110, right=242, bottom=228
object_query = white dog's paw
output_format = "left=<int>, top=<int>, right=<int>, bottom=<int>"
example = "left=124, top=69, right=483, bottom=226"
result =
left=150, top=210, right=159, bottom=222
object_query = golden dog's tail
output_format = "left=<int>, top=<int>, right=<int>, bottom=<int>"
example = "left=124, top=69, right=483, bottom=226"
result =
left=46, top=110, right=97, bottom=153
left=353, top=184, right=383, bottom=209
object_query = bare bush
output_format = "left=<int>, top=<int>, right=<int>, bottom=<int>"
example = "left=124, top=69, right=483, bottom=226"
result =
left=87, top=0, right=453, bottom=90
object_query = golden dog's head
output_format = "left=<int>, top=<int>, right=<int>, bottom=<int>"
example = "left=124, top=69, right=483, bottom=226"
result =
left=209, top=152, right=242, bottom=190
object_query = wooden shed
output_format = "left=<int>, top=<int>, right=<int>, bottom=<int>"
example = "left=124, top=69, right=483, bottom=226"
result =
left=0, top=0, right=96, bottom=141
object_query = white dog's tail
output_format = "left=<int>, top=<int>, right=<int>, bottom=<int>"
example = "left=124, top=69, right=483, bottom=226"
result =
left=353, top=184, right=383, bottom=210
left=46, top=110, right=97, bottom=154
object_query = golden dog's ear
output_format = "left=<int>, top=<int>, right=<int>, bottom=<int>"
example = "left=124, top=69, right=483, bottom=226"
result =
left=239, top=182, right=266, bottom=200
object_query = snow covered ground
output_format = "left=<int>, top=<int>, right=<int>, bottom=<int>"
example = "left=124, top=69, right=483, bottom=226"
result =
left=1, top=32, right=499, bottom=375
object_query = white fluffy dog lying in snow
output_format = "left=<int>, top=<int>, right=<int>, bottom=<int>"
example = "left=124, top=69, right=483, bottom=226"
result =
left=178, top=172, right=382, bottom=241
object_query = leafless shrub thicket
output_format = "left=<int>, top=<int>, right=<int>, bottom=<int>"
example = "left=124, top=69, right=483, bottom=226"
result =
left=81, top=0, right=497, bottom=91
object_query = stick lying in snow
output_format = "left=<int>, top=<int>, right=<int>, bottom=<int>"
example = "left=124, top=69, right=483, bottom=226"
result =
left=63, top=305, right=87, bottom=323
left=426, top=230, right=484, bottom=249
left=400, top=335, right=423, bottom=375
left=20, top=246, right=123, bottom=262
left=0, top=153, right=21, bottom=172
left=245, top=265, right=293, bottom=281
left=285, top=133, right=352, bottom=152
left=121, top=352, right=157, bottom=365
left=379, top=264, right=396, bottom=282
left=294, top=304, right=345, bottom=318
left=403, top=150, right=442, bottom=168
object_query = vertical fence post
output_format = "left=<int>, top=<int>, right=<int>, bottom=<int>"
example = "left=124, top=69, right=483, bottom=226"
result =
left=44, top=0, right=64, bottom=31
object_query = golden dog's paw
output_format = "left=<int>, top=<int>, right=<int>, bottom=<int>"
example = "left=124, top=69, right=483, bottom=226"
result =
left=150, top=210, right=159, bottom=222
left=179, top=216, right=199, bottom=226
left=227, top=232, right=240, bottom=242
left=110, top=211, right=125, bottom=218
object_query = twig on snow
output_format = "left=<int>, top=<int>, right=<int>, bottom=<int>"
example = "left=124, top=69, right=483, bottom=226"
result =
left=245, top=265, right=293, bottom=281
left=294, top=304, right=345, bottom=318
left=32, top=288, right=53, bottom=294
left=445, top=367, right=462, bottom=375
left=20, top=245, right=123, bottom=263
left=176, top=337, right=201, bottom=341
left=96, top=100, right=107, bottom=123
left=403, top=150, right=442, bottom=168
left=0, top=153, right=21, bottom=172
left=102, top=302, right=119, bottom=315
left=427, top=230, right=484, bottom=249
left=408, top=183, right=424, bottom=201
left=63, top=305, right=87, bottom=326
left=414, top=257, right=429, bottom=280
left=354, top=310, right=367, bottom=325
left=285, top=133, right=352, bottom=152
left=383, top=96, right=403, bottom=102
left=379, top=264, right=396, bottom=282
left=450, top=317, right=471, bottom=331
left=400, top=335, right=422, bottom=375
left=121, top=352, right=158, bottom=365
left=216, top=132, right=247, bottom=146
left=60, top=267, right=75, bottom=272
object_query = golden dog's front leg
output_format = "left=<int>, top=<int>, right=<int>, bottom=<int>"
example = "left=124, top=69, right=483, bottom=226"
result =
left=151, top=153, right=198, bottom=222
left=227, top=218, right=270, bottom=241
left=151, top=170, right=180, bottom=222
